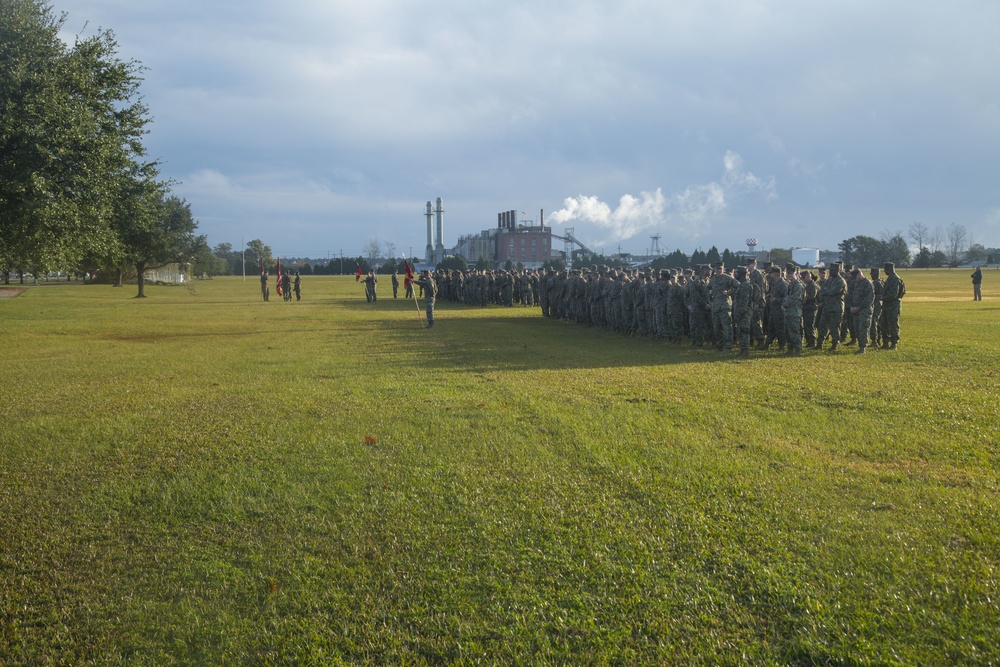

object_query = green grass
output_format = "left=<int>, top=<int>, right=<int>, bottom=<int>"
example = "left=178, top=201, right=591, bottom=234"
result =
left=1, top=269, right=998, bottom=665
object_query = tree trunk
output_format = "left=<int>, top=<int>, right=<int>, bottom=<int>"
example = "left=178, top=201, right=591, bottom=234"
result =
left=115, top=267, right=123, bottom=288
left=135, top=261, right=147, bottom=298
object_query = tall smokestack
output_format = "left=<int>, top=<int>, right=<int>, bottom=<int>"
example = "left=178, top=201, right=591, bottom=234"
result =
left=434, top=197, right=445, bottom=263
left=425, top=201, right=434, bottom=264
left=498, top=212, right=503, bottom=229
left=540, top=209, right=544, bottom=229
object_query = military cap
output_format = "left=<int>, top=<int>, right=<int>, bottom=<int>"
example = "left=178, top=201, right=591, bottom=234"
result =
left=785, top=263, right=797, bottom=273
left=769, top=266, right=782, bottom=274
left=734, top=266, right=748, bottom=276
left=871, top=267, right=880, bottom=276
left=711, top=262, right=724, bottom=270
left=883, top=262, right=894, bottom=271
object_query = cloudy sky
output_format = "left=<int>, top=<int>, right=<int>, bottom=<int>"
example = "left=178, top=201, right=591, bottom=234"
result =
left=56, top=0, right=1000, bottom=259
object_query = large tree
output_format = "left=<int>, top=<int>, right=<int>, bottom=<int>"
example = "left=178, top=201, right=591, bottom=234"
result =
left=117, top=193, right=198, bottom=298
left=946, top=223, right=968, bottom=267
left=838, top=235, right=884, bottom=268
left=0, top=1, right=154, bottom=273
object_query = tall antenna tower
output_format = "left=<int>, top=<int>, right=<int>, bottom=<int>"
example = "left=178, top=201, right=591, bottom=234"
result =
left=650, top=234, right=662, bottom=255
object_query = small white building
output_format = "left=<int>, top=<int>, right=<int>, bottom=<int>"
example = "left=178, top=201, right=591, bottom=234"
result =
left=792, top=248, right=820, bottom=267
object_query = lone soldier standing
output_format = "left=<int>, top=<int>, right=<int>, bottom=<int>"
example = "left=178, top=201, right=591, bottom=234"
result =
left=260, top=270, right=269, bottom=302
left=391, top=270, right=399, bottom=299
left=972, top=266, right=983, bottom=301
left=411, top=269, right=437, bottom=328
left=293, top=271, right=301, bottom=301
left=879, top=262, right=905, bottom=350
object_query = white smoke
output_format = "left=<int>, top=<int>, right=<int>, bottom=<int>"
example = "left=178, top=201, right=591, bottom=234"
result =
left=549, top=151, right=776, bottom=245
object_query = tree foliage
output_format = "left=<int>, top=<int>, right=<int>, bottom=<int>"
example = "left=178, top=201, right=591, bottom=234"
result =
left=1, top=0, right=156, bottom=272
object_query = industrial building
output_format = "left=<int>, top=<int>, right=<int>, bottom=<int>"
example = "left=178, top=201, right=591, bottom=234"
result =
left=451, top=210, right=553, bottom=268
left=423, top=200, right=590, bottom=269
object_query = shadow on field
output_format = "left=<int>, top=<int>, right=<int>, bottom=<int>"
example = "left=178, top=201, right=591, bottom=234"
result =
left=380, top=307, right=753, bottom=371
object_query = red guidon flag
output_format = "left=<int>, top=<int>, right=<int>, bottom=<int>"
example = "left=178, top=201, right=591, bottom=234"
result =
left=355, top=264, right=362, bottom=282
left=403, top=260, right=415, bottom=289
left=274, top=257, right=283, bottom=297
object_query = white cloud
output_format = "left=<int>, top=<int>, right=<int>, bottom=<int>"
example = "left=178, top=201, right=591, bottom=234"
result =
left=548, top=152, right=776, bottom=246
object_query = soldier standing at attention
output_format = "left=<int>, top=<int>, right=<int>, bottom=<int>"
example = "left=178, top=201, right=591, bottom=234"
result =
left=880, top=262, right=905, bottom=350
left=293, top=271, right=301, bottom=301
left=764, top=266, right=787, bottom=350
left=816, top=262, right=847, bottom=352
left=391, top=270, right=399, bottom=298
left=688, top=265, right=712, bottom=347
left=364, top=270, right=378, bottom=302
left=782, top=264, right=805, bottom=356
left=709, top=263, right=739, bottom=350
left=849, top=268, right=875, bottom=354
left=814, top=267, right=827, bottom=339
left=972, top=266, right=983, bottom=301
left=869, top=268, right=883, bottom=347
left=260, top=270, right=269, bottom=301
left=801, top=271, right=819, bottom=349
left=411, top=269, right=437, bottom=328
left=732, top=266, right=755, bottom=356
left=747, top=257, right=767, bottom=349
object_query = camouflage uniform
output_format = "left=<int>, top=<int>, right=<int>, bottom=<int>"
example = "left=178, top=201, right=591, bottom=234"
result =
left=709, top=267, right=739, bottom=350
left=850, top=271, right=875, bottom=353
left=782, top=269, right=804, bottom=354
left=869, top=269, right=883, bottom=347
left=732, top=268, right=756, bottom=354
left=688, top=269, right=712, bottom=347
left=802, top=274, right=819, bottom=348
left=880, top=264, right=904, bottom=349
left=764, top=269, right=788, bottom=349
left=816, top=267, right=847, bottom=350
left=748, top=263, right=767, bottom=347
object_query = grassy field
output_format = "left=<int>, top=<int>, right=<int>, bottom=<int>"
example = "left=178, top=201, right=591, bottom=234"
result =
left=1, top=269, right=998, bottom=665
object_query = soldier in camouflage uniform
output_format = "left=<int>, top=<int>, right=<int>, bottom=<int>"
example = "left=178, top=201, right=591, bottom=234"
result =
left=816, top=262, right=847, bottom=351
left=666, top=272, right=686, bottom=343
left=764, top=266, right=787, bottom=349
left=746, top=257, right=767, bottom=348
left=801, top=271, right=819, bottom=348
left=849, top=268, right=875, bottom=354
left=688, top=266, right=712, bottom=347
left=782, top=264, right=804, bottom=355
left=840, top=264, right=856, bottom=345
left=879, top=262, right=904, bottom=350
left=732, top=266, right=756, bottom=356
left=411, top=269, right=437, bottom=328
left=869, top=268, right=883, bottom=348
left=709, top=263, right=739, bottom=350
left=813, top=267, right=827, bottom=339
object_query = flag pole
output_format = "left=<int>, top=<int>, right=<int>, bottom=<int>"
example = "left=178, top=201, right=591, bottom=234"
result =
left=404, top=261, right=423, bottom=326
left=411, top=286, right=424, bottom=326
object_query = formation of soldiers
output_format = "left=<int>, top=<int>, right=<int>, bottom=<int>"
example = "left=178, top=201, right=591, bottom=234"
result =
left=423, top=258, right=905, bottom=354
